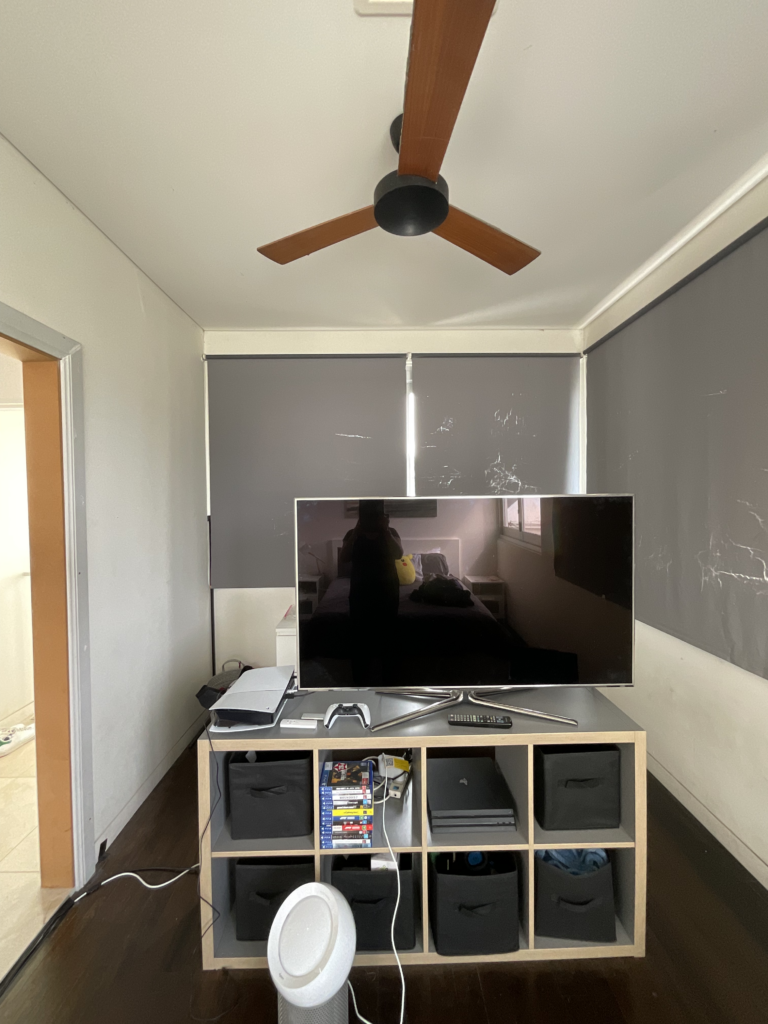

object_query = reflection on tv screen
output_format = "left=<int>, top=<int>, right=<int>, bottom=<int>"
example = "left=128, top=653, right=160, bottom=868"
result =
left=295, top=496, right=633, bottom=690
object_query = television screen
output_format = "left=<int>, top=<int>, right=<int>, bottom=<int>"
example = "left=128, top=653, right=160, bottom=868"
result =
left=295, top=496, right=633, bottom=691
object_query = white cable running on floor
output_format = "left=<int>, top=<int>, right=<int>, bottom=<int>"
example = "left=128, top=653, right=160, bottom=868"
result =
left=73, top=864, right=200, bottom=904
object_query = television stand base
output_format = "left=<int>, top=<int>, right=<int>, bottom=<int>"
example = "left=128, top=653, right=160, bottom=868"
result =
left=371, top=688, right=578, bottom=732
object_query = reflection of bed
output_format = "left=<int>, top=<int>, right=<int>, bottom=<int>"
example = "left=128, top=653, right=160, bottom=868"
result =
left=300, top=576, right=513, bottom=688
left=300, top=576, right=581, bottom=689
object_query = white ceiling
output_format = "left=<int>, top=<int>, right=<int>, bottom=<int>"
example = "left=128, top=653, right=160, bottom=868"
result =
left=2, top=0, right=768, bottom=330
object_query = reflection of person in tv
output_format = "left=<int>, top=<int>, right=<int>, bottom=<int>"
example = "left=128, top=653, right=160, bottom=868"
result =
left=341, top=500, right=403, bottom=686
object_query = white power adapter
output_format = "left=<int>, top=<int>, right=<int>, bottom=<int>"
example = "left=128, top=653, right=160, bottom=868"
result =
left=378, top=753, right=411, bottom=799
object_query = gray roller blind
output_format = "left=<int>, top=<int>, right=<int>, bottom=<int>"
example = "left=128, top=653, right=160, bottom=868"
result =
left=208, top=357, right=406, bottom=588
left=413, top=355, right=580, bottom=495
left=588, top=221, right=768, bottom=679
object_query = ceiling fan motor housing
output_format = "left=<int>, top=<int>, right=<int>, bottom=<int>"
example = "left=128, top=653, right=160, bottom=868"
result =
left=374, top=171, right=449, bottom=236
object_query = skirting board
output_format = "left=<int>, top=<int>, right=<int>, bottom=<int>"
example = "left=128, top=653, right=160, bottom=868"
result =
left=93, top=711, right=207, bottom=860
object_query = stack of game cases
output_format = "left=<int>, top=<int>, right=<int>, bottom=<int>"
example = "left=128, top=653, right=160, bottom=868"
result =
left=427, top=757, right=516, bottom=835
left=320, top=759, right=374, bottom=849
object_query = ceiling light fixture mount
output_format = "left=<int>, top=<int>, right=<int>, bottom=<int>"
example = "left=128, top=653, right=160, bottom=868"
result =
left=374, top=170, right=449, bottom=235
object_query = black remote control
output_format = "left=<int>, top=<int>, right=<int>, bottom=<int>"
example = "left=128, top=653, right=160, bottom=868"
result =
left=448, top=714, right=513, bottom=729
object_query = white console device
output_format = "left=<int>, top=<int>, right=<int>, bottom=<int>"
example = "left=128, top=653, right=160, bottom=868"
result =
left=208, top=665, right=294, bottom=732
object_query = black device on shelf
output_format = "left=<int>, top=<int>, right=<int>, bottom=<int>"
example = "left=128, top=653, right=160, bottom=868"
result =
left=427, top=756, right=517, bottom=834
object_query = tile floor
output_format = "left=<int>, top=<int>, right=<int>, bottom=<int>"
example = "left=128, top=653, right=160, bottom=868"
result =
left=0, top=710, right=71, bottom=981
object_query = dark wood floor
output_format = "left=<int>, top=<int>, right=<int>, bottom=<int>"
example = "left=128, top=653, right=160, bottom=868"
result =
left=1, top=745, right=767, bottom=1024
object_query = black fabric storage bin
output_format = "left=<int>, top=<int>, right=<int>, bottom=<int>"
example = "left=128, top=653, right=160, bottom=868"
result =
left=535, top=857, right=616, bottom=942
left=228, top=750, right=312, bottom=840
left=331, top=855, right=416, bottom=951
left=534, top=744, right=620, bottom=830
left=429, top=852, right=519, bottom=956
left=235, top=857, right=315, bottom=941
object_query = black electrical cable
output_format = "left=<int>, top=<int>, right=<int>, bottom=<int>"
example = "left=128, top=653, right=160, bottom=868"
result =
left=188, top=969, right=241, bottom=1023
left=0, top=896, right=74, bottom=1002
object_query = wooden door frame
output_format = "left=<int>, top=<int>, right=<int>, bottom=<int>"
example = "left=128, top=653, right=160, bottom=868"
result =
left=0, top=301, right=94, bottom=888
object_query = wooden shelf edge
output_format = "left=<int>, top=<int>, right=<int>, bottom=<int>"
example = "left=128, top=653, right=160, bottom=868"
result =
left=204, top=944, right=640, bottom=971
left=211, top=841, right=636, bottom=856
left=427, top=842, right=530, bottom=852
left=532, top=841, right=635, bottom=850
left=318, top=846, right=421, bottom=855
left=212, top=848, right=316, bottom=858
left=199, top=730, right=641, bottom=752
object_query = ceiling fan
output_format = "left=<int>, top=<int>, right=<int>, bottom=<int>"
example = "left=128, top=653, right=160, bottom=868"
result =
left=257, top=0, right=540, bottom=276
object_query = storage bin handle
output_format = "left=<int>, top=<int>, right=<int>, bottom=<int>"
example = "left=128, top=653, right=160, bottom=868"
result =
left=551, top=894, right=603, bottom=913
left=248, top=785, right=289, bottom=797
left=248, top=888, right=289, bottom=906
left=458, top=902, right=497, bottom=918
left=351, top=897, right=388, bottom=908
left=560, top=777, right=601, bottom=789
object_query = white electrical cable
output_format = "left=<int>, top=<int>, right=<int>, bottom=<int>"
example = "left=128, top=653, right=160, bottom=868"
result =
left=348, top=979, right=376, bottom=1024
left=73, top=864, right=200, bottom=904
left=349, top=758, right=406, bottom=1024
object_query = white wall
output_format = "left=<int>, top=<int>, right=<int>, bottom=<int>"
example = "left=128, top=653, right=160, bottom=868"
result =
left=603, top=623, right=768, bottom=889
left=0, top=134, right=210, bottom=858
left=0, top=353, right=34, bottom=724
left=213, top=588, right=294, bottom=673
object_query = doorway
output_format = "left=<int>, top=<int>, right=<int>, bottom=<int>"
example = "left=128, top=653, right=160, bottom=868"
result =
left=0, top=317, right=92, bottom=981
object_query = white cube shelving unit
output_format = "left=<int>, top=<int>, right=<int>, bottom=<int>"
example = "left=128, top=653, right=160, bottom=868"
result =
left=198, top=688, right=646, bottom=969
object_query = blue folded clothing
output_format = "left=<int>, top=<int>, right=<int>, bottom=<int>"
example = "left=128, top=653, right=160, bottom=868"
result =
left=535, top=848, right=608, bottom=875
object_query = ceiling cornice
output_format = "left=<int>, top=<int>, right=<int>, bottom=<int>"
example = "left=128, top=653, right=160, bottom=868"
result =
left=580, top=151, right=768, bottom=351
left=203, top=328, right=582, bottom=356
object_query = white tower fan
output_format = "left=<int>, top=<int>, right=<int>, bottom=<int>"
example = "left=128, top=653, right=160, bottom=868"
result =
left=268, top=882, right=357, bottom=1024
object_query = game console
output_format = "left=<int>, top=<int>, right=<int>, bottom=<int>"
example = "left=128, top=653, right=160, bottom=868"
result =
left=323, top=703, right=371, bottom=730
left=208, top=665, right=294, bottom=731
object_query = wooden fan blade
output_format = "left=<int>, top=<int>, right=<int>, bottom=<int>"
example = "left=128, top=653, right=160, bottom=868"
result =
left=398, top=0, right=495, bottom=182
left=433, top=206, right=540, bottom=275
left=258, top=206, right=378, bottom=264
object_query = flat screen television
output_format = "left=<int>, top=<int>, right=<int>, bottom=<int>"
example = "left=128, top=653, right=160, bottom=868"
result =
left=295, top=495, right=633, bottom=692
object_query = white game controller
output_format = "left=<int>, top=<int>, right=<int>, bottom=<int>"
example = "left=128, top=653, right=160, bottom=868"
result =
left=323, top=702, right=372, bottom=730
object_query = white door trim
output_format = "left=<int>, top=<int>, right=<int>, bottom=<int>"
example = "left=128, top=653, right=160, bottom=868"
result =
left=0, top=300, right=94, bottom=887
